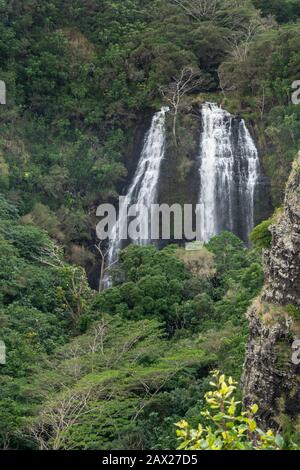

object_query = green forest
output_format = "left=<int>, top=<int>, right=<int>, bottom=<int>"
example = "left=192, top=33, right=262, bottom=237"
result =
left=0, top=0, right=300, bottom=452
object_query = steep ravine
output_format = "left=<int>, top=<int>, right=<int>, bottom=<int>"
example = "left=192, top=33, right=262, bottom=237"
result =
left=243, top=152, right=300, bottom=428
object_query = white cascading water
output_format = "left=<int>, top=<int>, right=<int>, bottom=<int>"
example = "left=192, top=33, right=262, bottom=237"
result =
left=107, top=106, right=169, bottom=269
left=198, top=102, right=260, bottom=242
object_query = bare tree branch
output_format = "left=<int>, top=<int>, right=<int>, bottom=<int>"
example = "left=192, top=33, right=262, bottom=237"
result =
left=226, top=20, right=261, bottom=62
left=28, top=387, right=95, bottom=450
left=94, top=242, right=118, bottom=293
left=171, top=0, right=218, bottom=20
left=160, top=67, right=204, bottom=145
left=88, top=320, right=109, bottom=371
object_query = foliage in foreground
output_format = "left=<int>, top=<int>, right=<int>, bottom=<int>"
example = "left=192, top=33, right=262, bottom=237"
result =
left=176, top=371, right=284, bottom=450
left=250, top=209, right=284, bottom=249
left=0, top=195, right=265, bottom=449
left=250, top=218, right=273, bottom=249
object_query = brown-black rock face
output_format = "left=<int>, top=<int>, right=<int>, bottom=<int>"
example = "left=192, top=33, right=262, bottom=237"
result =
left=243, top=153, right=300, bottom=429
left=262, top=155, right=300, bottom=307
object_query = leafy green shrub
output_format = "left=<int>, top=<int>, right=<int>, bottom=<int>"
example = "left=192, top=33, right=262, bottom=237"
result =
left=250, top=218, right=273, bottom=249
left=253, top=0, right=300, bottom=23
left=287, top=304, right=300, bottom=322
left=176, top=371, right=284, bottom=450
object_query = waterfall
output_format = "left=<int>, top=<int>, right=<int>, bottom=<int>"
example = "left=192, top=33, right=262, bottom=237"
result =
left=107, top=106, right=169, bottom=270
left=198, top=102, right=260, bottom=243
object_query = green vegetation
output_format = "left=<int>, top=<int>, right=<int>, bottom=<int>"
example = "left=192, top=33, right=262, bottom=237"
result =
left=219, top=23, right=300, bottom=204
left=0, top=196, right=264, bottom=449
left=0, top=0, right=299, bottom=258
left=176, top=371, right=284, bottom=450
left=250, top=208, right=284, bottom=249
left=1, top=0, right=300, bottom=451
left=250, top=218, right=273, bottom=249
left=253, top=0, right=300, bottom=23
left=287, top=304, right=300, bottom=322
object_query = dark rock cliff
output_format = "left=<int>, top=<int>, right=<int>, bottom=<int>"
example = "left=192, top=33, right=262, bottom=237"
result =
left=243, top=152, right=300, bottom=428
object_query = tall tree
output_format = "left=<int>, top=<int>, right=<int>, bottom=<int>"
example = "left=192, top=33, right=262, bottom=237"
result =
left=160, top=67, right=204, bottom=144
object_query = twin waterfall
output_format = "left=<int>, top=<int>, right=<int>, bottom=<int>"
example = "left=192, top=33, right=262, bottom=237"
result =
left=198, top=103, right=260, bottom=242
left=106, top=102, right=260, bottom=275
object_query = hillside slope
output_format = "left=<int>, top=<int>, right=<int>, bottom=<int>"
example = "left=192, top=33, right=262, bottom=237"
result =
left=243, top=153, right=300, bottom=430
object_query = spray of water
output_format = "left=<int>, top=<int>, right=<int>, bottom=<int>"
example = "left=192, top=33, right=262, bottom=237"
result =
left=106, top=107, right=169, bottom=275
left=198, top=102, right=260, bottom=242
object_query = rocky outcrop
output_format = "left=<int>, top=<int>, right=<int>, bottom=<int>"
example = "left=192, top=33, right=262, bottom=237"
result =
left=243, top=153, right=300, bottom=428
left=262, top=154, right=300, bottom=306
